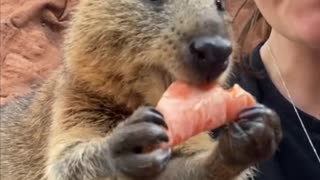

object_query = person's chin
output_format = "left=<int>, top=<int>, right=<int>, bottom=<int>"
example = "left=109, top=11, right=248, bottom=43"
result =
left=293, top=13, right=320, bottom=48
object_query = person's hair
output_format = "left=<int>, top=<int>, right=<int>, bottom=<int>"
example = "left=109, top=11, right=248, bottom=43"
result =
left=231, top=0, right=272, bottom=75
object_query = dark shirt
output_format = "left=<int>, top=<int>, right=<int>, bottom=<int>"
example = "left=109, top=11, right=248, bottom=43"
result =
left=228, top=43, right=320, bottom=180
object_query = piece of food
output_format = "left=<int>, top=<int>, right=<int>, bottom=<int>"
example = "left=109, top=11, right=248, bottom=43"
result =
left=156, top=81, right=257, bottom=147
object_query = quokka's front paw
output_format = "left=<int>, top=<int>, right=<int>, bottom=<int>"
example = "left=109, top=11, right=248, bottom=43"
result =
left=108, top=106, right=171, bottom=178
left=218, top=104, right=283, bottom=166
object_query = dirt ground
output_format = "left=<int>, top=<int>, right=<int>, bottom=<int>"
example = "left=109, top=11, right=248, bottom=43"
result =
left=0, top=0, right=265, bottom=106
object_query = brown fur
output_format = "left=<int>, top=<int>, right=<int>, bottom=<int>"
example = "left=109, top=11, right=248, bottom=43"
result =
left=1, top=0, right=281, bottom=180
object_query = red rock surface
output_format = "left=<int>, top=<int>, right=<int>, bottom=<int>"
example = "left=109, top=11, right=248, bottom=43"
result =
left=0, top=0, right=78, bottom=106
left=0, top=0, right=264, bottom=106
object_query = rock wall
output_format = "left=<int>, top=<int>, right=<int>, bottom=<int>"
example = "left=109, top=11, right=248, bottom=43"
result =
left=0, top=0, right=264, bottom=106
left=0, top=0, right=78, bottom=106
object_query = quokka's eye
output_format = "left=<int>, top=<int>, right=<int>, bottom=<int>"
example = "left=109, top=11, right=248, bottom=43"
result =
left=148, top=0, right=166, bottom=6
left=215, top=0, right=225, bottom=11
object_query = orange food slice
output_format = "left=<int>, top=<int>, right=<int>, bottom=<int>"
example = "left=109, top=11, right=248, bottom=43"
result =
left=156, top=81, right=256, bottom=147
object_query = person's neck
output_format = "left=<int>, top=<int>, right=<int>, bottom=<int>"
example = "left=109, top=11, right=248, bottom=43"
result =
left=260, top=30, right=320, bottom=119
